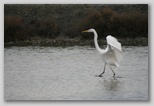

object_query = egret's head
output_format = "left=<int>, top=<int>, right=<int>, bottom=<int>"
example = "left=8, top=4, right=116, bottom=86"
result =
left=82, top=28, right=94, bottom=33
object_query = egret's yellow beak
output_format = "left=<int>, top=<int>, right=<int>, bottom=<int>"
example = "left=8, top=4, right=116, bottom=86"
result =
left=82, top=30, right=88, bottom=33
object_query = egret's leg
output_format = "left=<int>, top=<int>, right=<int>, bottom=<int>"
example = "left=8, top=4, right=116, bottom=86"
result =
left=109, top=66, right=115, bottom=77
left=98, top=63, right=106, bottom=77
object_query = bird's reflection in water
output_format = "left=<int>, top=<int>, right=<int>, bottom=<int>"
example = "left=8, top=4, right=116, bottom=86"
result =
left=103, top=78, right=121, bottom=91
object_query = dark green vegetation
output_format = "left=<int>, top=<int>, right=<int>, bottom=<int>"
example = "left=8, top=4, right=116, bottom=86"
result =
left=4, top=4, right=148, bottom=46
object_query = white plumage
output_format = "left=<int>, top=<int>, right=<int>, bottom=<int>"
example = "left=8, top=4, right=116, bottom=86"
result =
left=82, top=28, right=123, bottom=77
left=105, top=35, right=123, bottom=67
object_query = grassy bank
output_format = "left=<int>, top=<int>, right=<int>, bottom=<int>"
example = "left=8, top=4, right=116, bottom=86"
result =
left=4, top=4, right=148, bottom=45
left=4, top=37, right=148, bottom=47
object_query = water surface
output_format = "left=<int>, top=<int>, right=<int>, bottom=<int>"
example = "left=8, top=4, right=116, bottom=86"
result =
left=4, top=46, right=148, bottom=100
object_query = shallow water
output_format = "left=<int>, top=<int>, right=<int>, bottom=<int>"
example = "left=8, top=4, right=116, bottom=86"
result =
left=4, top=46, right=148, bottom=100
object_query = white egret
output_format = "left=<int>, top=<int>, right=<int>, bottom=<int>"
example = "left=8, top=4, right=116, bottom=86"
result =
left=82, top=28, right=123, bottom=77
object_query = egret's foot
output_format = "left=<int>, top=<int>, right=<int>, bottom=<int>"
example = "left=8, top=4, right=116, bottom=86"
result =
left=113, top=73, right=115, bottom=77
left=98, top=74, right=103, bottom=77
left=95, top=75, right=103, bottom=77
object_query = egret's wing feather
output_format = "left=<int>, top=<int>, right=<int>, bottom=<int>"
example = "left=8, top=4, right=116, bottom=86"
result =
left=112, top=47, right=123, bottom=62
left=106, top=35, right=123, bottom=62
left=106, top=35, right=122, bottom=51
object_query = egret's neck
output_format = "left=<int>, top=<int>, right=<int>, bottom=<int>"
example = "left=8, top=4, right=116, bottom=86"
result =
left=93, top=30, right=103, bottom=54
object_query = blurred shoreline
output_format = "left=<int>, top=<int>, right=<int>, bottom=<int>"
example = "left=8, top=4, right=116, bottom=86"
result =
left=4, top=37, right=148, bottom=47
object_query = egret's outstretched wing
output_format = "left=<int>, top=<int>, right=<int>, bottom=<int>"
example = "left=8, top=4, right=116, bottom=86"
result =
left=106, top=35, right=122, bottom=51
left=106, top=35, right=123, bottom=62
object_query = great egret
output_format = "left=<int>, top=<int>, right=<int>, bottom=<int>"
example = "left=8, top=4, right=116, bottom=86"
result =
left=82, top=28, right=123, bottom=77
